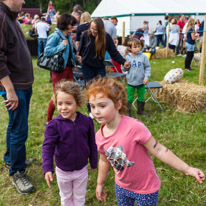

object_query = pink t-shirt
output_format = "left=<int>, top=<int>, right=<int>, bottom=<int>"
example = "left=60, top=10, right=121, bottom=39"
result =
left=96, top=115, right=161, bottom=194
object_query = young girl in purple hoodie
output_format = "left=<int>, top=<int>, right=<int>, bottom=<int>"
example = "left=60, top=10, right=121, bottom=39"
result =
left=42, top=80, right=98, bottom=206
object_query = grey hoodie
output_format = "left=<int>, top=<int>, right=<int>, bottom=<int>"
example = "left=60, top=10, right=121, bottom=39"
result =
left=123, top=52, right=151, bottom=86
left=144, top=36, right=157, bottom=48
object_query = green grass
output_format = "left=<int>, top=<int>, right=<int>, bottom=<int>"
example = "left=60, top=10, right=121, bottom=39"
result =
left=20, top=24, right=57, bottom=40
left=0, top=56, right=206, bottom=205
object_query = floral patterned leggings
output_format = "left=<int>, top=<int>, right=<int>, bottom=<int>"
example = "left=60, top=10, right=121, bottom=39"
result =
left=115, top=183, right=159, bottom=206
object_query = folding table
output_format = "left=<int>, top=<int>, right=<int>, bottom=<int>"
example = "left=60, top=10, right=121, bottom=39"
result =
left=132, top=81, right=163, bottom=110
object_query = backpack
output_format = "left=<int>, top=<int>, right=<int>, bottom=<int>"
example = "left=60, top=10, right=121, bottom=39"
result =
left=29, top=27, right=38, bottom=38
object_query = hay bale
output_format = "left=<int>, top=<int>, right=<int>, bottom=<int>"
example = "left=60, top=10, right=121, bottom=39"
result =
left=151, top=48, right=175, bottom=59
left=156, top=81, right=206, bottom=113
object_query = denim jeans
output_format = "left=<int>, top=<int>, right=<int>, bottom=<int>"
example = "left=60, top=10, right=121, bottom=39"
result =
left=142, top=47, right=156, bottom=56
left=185, top=42, right=195, bottom=52
left=38, top=38, right=47, bottom=57
left=81, top=65, right=106, bottom=113
left=2, top=88, right=32, bottom=176
left=81, top=65, right=106, bottom=81
left=155, top=34, right=164, bottom=47
left=169, top=44, right=176, bottom=52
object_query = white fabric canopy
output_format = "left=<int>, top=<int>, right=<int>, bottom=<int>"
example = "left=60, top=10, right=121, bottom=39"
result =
left=92, top=0, right=206, bottom=17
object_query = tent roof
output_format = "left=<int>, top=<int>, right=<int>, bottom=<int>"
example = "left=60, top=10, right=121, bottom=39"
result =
left=92, top=0, right=206, bottom=17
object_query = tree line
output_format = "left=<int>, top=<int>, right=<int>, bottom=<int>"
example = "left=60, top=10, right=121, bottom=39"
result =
left=23, top=0, right=101, bottom=15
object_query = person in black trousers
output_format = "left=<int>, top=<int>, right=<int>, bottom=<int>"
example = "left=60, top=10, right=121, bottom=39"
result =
left=184, top=18, right=199, bottom=71
left=77, top=17, right=130, bottom=118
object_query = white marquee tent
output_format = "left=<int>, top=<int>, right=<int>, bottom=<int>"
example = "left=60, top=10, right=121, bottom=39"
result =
left=91, top=0, right=206, bottom=36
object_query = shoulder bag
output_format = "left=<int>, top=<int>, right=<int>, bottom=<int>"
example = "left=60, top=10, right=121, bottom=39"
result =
left=37, top=33, right=65, bottom=73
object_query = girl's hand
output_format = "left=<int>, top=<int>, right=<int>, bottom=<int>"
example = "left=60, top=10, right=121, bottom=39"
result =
left=110, top=162, right=119, bottom=174
left=62, top=39, right=68, bottom=45
left=45, top=172, right=54, bottom=188
left=112, top=167, right=119, bottom=174
left=76, top=52, right=82, bottom=63
left=96, top=183, right=106, bottom=201
left=185, top=167, right=205, bottom=183
left=143, top=79, right=148, bottom=85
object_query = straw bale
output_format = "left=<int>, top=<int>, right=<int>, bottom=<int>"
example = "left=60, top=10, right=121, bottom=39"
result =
left=151, top=48, right=175, bottom=59
left=156, top=81, right=206, bottom=113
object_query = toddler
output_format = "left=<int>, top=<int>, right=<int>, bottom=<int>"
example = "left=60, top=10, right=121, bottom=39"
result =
left=124, top=38, right=151, bottom=117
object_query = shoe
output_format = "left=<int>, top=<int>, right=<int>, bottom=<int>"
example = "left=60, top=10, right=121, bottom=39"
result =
left=127, top=102, right=132, bottom=117
left=12, top=170, right=34, bottom=194
left=89, top=112, right=94, bottom=119
left=5, top=162, right=11, bottom=170
left=185, top=68, right=194, bottom=71
left=137, top=101, right=150, bottom=118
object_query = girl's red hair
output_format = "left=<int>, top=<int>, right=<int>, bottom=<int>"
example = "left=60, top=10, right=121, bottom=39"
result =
left=86, top=77, right=127, bottom=114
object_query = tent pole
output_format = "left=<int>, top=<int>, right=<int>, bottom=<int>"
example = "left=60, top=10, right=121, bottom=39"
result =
left=199, top=15, right=206, bottom=85
left=122, top=22, right=125, bottom=45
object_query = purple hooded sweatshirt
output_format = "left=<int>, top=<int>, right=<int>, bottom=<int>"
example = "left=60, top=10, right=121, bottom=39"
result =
left=42, top=112, right=98, bottom=174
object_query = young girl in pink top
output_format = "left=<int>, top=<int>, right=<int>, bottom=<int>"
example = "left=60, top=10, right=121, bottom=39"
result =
left=86, top=77, right=205, bottom=206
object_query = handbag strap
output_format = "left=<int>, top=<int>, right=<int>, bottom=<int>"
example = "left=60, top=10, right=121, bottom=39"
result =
left=56, top=32, right=66, bottom=54
left=56, top=32, right=64, bottom=40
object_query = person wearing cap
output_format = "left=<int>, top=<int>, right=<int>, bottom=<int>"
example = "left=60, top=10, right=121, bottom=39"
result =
left=71, top=4, right=83, bottom=16
left=35, top=16, right=51, bottom=57
left=71, top=5, right=83, bottom=41
left=142, top=30, right=157, bottom=56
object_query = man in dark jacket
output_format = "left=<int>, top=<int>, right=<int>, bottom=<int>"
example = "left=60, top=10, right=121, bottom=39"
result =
left=0, top=0, right=34, bottom=194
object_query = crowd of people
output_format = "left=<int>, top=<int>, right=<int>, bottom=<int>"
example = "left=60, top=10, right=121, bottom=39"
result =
left=132, top=14, right=204, bottom=71
left=0, top=0, right=205, bottom=205
left=18, top=4, right=204, bottom=73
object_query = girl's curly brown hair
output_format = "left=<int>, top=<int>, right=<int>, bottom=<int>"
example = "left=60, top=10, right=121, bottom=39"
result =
left=53, top=80, right=85, bottom=107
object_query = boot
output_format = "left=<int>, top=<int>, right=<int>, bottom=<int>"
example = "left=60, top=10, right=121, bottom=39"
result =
left=127, top=102, right=132, bottom=117
left=137, top=101, right=150, bottom=117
